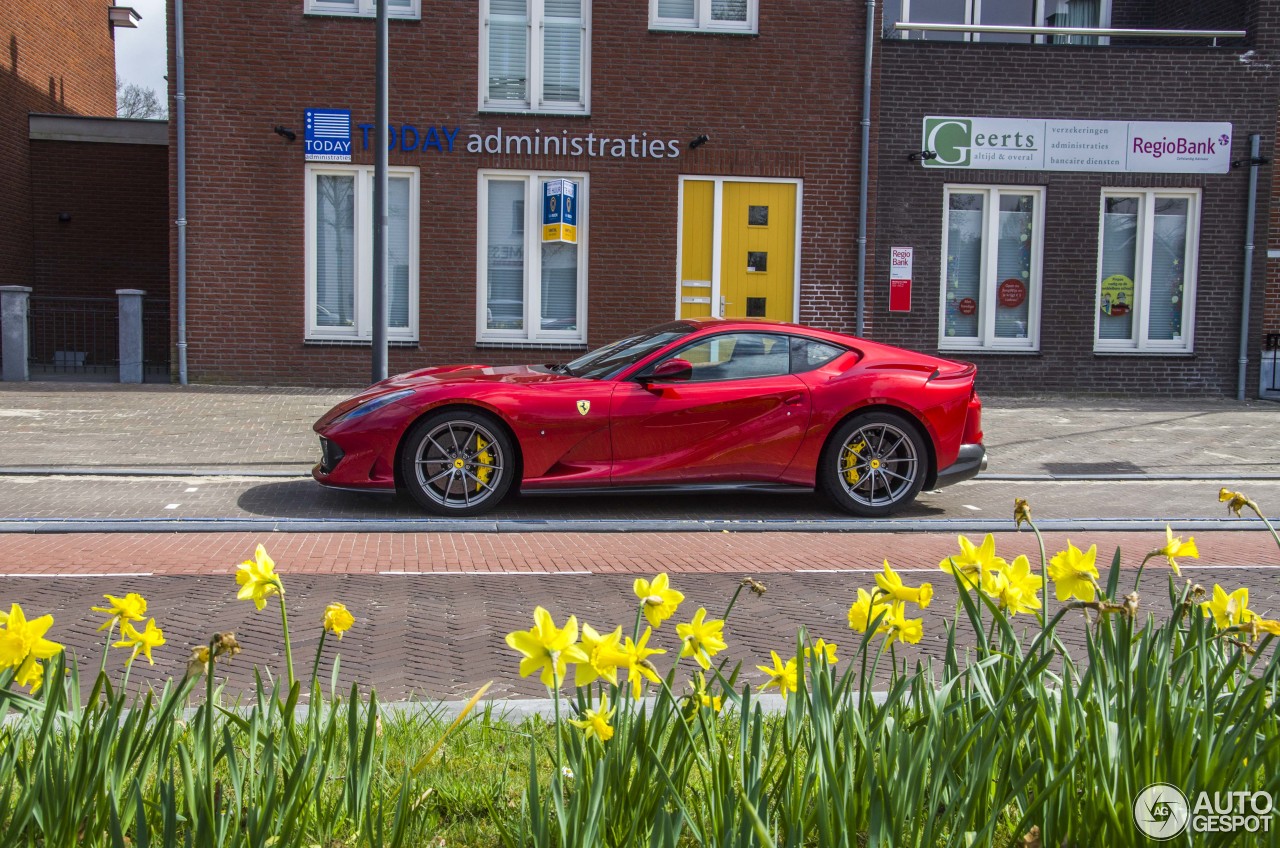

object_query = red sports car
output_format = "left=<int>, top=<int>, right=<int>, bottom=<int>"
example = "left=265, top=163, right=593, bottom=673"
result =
left=313, top=319, right=986, bottom=517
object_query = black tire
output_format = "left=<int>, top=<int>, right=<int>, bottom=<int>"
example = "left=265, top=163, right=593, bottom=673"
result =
left=399, top=408, right=516, bottom=517
left=818, top=410, right=928, bottom=517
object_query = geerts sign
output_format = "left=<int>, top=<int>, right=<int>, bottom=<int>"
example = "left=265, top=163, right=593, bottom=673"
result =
left=921, top=117, right=1233, bottom=174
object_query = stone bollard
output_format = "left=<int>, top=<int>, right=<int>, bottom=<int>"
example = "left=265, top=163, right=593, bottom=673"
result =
left=117, top=289, right=146, bottom=384
left=1, top=286, right=32, bottom=382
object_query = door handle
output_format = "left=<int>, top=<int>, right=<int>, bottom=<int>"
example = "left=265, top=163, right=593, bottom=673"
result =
left=783, top=393, right=805, bottom=406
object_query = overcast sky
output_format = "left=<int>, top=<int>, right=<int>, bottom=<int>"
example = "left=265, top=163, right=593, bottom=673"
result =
left=114, top=0, right=168, bottom=97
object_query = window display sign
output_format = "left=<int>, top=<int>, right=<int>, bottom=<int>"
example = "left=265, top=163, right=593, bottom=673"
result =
left=304, top=109, right=352, bottom=162
left=922, top=117, right=1232, bottom=174
left=998, top=278, right=1026, bottom=309
left=1100, top=274, right=1134, bottom=316
left=889, top=246, right=912, bottom=312
left=542, top=179, right=577, bottom=244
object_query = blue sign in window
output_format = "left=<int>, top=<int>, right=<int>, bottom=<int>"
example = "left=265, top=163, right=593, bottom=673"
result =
left=305, top=109, right=352, bottom=162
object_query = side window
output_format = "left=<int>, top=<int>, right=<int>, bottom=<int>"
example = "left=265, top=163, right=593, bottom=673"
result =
left=665, top=333, right=790, bottom=382
left=789, top=337, right=845, bottom=373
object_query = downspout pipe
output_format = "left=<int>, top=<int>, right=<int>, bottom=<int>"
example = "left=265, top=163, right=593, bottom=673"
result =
left=175, top=0, right=188, bottom=385
left=1237, top=133, right=1261, bottom=401
left=856, top=0, right=875, bottom=337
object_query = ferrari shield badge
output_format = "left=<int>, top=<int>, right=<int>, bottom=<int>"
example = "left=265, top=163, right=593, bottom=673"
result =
left=576, top=400, right=591, bottom=416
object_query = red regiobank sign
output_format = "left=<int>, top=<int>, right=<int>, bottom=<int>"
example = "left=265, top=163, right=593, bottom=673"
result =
left=889, top=246, right=912, bottom=313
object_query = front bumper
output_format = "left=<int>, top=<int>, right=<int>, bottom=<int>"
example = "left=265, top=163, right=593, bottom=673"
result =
left=935, top=443, right=987, bottom=489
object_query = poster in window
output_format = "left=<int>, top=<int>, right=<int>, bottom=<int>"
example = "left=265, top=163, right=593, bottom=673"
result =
left=542, top=179, right=577, bottom=244
left=1099, top=274, right=1134, bottom=316
left=998, top=278, right=1026, bottom=309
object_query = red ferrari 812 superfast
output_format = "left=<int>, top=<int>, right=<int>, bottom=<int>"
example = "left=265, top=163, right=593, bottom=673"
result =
left=313, top=319, right=986, bottom=517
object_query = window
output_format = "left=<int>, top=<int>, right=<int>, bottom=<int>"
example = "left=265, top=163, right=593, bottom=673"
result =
left=790, top=337, right=845, bottom=372
left=650, top=0, right=757, bottom=34
left=305, top=165, right=419, bottom=342
left=883, top=0, right=1107, bottom=43
left=481, top=0, right=590, bottom=114
left=940, top=185, right=1043, bottom=351
left=305, top=0, right=419, bottom=19
left=478, top=171, right=587, bottom=344
left=1095, top=189, right=1199, bottom=354
left=662, top=333, right=791, bottom=382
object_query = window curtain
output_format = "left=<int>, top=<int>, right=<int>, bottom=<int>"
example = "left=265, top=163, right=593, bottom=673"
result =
left=1098, top=197, right=1138, bottom=342
left=994, top=194, right=1033, bottom=339
left=488, top=0, right=528, bottom=103
left=541, top=238, right=578, bottom=331
left=542, top=0, right=581, bottom=104
left=658, top=0, right=695, bottom=20
left=711, top=0, right=748, bottom=22
left=388, top=177, right=411, bottom=330
left=487, top=181, right=526, bottom=331
left=945, top=193, right=983, bottom=339
left=1045, top=0, right=1100, bottom=44
left=1149, top=198, right=1189, bottom=341
left=316, top=175, right=355, bottom=328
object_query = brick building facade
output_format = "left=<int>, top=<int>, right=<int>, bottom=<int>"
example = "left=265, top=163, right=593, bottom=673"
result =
left=169, top=0, right=1279, bottom=396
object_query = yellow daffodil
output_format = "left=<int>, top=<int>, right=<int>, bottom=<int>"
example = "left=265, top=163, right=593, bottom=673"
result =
left=805, top=638, right=839, bottom=665
left=875, top=560, right=933, bottom=608
left=1219, top=488, right=1251, bottom=517
left=574, top=623, right=625, bottom=687
left=91, top=593, right=148, bottom=631
left=1153, top=526, right=1198, bottom=576
left=848, top=588, right=890, bottom=634
left=14, top=655, right=44, bottom=693
left=633, top=573, right=684, bottom=628
left=323, top=603, right=355, bottom=638
left=883, top=603, right=924, bottom=646
left=1014, top=498, right=1031, bottom=529
left=1200, top=584, right=1255, bottom=629
left=940, top=534, right=1008, bottom=590
left=994, top=555, right=1043, bottom=616
left=568, top=692, right=616, bottom=742
left=187, top=645, right=212, bottom=678
left=1256, top=618, right=1280, bottom=637
left=756, top=650, right=798, bottom=699
left=1047, top=541, right=1099, bottom=602
left=504, top=606, right=589, bottom=688
left=677, top=607, right=727, bottom=670
left=235, top=544, right=285, bottom=611
left=0, top=604, right=63, bottom=671
left=114, top=618, right=166, bottom=666
left=617, top=627, right=666, bottom=699
left=689, top=672, right=723, bottom=713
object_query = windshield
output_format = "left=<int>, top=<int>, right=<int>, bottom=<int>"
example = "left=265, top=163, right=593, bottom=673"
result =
left=563, top=322, right=695, bottom=380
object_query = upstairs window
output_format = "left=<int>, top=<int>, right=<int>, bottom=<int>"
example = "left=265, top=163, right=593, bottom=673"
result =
left=883, top=0, right=1107, bottom=43
left=651, top=0, right=757, bottom=34
left=482, top=0, right=590, bottom=114
left=305, top=0, right=419, bottom=19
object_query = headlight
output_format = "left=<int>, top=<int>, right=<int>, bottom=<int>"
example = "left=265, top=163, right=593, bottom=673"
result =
left=334, top=389, right=414, bottom=424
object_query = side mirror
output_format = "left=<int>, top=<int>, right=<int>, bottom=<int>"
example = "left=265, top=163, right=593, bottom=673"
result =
left=646, top=357, right=693, bottom=383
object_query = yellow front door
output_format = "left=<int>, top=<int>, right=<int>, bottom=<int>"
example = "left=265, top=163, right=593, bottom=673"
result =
left=678, top=180, right=797, bottom=322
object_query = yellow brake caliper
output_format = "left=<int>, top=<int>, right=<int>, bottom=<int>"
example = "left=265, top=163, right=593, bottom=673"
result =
left=473, top=436, right=493, bottom=492
left=841, top=439, right=866, bottom=485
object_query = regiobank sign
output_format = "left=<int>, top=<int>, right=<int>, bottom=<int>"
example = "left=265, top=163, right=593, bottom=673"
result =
left=922, top=117, right=1232, bottom=174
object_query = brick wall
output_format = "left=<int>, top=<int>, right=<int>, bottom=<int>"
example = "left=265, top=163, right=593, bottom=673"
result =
left=170, top=0, right=866, bottom=384
left=29, top=138, right=169, bottom=300
left=874, top=39, right=1277, bottom=397
left=1, top=1, right=117, bottom=290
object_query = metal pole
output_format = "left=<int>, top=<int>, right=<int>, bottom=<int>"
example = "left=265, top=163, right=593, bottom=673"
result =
left=371, top=0, right=389, bottom=384
left=176, top=0, right=188, bottom=384
left=856, top=0, right=875, bottom=337
left=1237, top=133, right=1260, bottom=401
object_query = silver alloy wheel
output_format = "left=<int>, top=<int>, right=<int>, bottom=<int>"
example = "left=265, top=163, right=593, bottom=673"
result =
left=835, top=421, right=920, bottom=509
left=413, top=419, right=506, bottom=510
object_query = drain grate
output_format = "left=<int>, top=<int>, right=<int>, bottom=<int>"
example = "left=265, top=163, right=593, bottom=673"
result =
left=1042, top=461, right=1146, bottom=475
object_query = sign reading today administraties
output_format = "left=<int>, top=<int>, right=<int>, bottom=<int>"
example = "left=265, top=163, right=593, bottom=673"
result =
left=304, top=109, right=352, bottom=162
left=922, top=117, right=1232, bottom=174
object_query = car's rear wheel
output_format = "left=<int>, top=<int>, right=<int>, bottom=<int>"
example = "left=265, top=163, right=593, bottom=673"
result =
left=819, top=411, right=928, bottom=517
left=400, top=409, right=515, bottom=516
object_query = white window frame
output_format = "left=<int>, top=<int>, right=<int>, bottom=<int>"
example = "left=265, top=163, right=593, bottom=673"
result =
left=479, top=0, right=591, bottom=115
left=1093, top=188, right=1200, bottom=355
left=304, top=164, right=420, bottom=343
left=477, top=170, right=589, bottom=345
left=894, top=0, right=1112, bottom=43
left=650, top=0, right=758, bottom=34
left=304, top=0, right=420, bottom=19
left=938, top=184, right=1044, bottom=352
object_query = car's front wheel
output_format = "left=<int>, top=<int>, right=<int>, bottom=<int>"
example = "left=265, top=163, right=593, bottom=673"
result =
left=819, top=411, right=928, bottom=517
left=400, top=409, right=515, bottom=516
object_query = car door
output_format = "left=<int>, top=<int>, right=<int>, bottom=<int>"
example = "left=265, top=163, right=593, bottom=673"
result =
left=608, top=332, right=811, bottom=484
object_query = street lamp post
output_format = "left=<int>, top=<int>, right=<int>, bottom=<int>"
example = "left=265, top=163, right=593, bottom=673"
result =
left=371, top=0, right=390, bottom=384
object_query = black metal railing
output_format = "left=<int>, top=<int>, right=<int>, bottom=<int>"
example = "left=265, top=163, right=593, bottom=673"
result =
left=142, top=298, right=171, bottom=378
left=1266, top=333, right=1280, bottom=394
left=28, top=296, right=118, bottom=377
